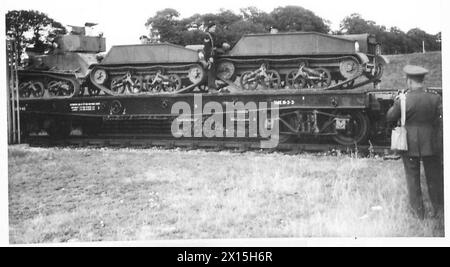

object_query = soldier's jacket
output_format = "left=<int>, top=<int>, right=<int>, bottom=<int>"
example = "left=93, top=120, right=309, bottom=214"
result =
left=203, top=32, right=215, bottom=60
left=387, top=88, right=442, bottom=157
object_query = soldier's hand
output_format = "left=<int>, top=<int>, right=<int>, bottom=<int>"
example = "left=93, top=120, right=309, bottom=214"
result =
left=208, top=58, right=214, bottom=63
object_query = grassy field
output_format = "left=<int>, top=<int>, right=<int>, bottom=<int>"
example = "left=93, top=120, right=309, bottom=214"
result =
left=8, top=145, right=444, bottom=244
left=366, top=51, right=442, bottom=89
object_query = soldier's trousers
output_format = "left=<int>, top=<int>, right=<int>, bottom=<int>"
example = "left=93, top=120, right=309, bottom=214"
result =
left=401, top=155, right=444, bottom=219
left=207, top=63, right=217, bottom=90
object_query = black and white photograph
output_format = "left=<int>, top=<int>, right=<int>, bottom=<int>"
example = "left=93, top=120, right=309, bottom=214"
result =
left=1, top=0, right=448, bottom=247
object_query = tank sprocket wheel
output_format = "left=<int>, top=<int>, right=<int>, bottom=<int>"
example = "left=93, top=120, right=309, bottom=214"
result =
left=331, top=111, right=370, bottom=146
left=240, top=72, right=258, bottom=90
left=311, top=68, right=332, bottom=89
left=286, top=70, right=307, bottom=89
left=339, top=58, right=360, bottom=79
left=373, top=63, right=384, bottom=81
left=216, top=61, right=236, bottom=81
left=262, top=70, right=281, bottom=89
left=188, top=65, right=206, bottom=84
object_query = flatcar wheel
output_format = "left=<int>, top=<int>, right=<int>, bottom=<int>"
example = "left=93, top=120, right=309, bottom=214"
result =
left=110, top=77, right=125, bottom=95
left=164, top=74, right=182, bottom=92
left=311, top=68, right=332, bottom=89
left=262, top=70, right=281, bottom=89
left=332, top=111, right=370, bottom=146
left=240, top=72, right=258, bottom=90
left=286, top=70, right=307, bottom=89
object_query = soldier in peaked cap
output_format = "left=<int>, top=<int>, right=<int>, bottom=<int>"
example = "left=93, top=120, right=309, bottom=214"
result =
left=203, top=22, right=218, bottom=92
left=387, top=65, right=443, bottom=219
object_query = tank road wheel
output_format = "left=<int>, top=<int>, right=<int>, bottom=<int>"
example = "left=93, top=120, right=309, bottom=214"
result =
left=130, top=76, right=144, bottom=94
left=286, top=70, right=307, bottom=89
left=332, top=111, right=370, bottom=146
left=142, top=75, right=153, bottom=93
left=163, top=74, right=182, bottom=92
left=110, top=77, right=125, bottom=95
left=240, top=72, right=258, bottom=90
left=311, top=68, right=332, bottom=89
left=262, top=70, right=281, bottom=89
left=217, top=61, right=236, bottom=81
left=48, top=80, right=75, bottom=97
left=19, top=81, right=45, bottom=98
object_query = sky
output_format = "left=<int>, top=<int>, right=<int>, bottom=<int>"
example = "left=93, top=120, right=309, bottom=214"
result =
left=2, top=0, right=444, bottom=49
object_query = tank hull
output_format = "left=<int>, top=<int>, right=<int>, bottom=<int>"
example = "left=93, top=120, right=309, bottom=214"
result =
left=216, top=32, right=385, bottom=91
left=88, top=43, right=207, bottom=96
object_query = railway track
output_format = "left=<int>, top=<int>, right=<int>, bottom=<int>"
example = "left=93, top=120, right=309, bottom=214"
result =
left=24, top=135, right=393, bottom=157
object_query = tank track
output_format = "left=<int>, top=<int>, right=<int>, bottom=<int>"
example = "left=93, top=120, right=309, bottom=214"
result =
left=89, top=63, right=205, bottom=96
left=18, top=70, right=80, bottom=100
left=217, top=55, right=377, bottom=91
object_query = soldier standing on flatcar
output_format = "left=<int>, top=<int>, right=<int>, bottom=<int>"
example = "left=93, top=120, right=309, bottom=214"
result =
left=203, top=22, right=219, bottom=92
left=387, top=65, right=443, bottom=220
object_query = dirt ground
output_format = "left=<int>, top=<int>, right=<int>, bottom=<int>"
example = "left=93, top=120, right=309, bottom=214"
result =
left=8, top=145, right=444, bottom=244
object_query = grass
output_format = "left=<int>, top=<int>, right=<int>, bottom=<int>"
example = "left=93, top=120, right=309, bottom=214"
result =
left=8, top=145, right=444, bottom=244
left=364, top=51, right=442, bottom=89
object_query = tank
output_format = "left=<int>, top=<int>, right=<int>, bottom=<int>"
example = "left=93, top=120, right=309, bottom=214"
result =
left=18, top=26, right=106, bottom=99
left=215, top=32, right=389, bottom=90
left=88, top=43, right=207, bottom=96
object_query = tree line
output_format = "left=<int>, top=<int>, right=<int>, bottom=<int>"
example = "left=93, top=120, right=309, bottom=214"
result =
left=145, top=7, right=441, bottom=55
left=6, top=6, right=441, bottom=65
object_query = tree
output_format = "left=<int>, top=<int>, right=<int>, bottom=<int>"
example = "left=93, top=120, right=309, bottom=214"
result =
left=145, top=8, right=182, bottom=44
left=6, top=10, right=67, bottom=63
left=240, top=6, right=274, bottom=31
left=407, top=28, right=440, bottom=52
left=270, top=6, right=330, bottom=33
left=339, top=13, right=382, bottom=35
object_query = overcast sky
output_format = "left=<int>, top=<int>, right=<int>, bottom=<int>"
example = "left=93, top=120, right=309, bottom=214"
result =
left=2, top=0, right=444, bottom=49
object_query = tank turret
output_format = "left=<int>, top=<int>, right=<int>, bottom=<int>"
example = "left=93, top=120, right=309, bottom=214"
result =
left=18, top=24, right=106, bottom=99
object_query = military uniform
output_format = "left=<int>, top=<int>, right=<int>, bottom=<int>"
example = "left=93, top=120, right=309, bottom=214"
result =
left=203, top=28, right=217, bottom=90
left=387, top=65, right=443, bottom=219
